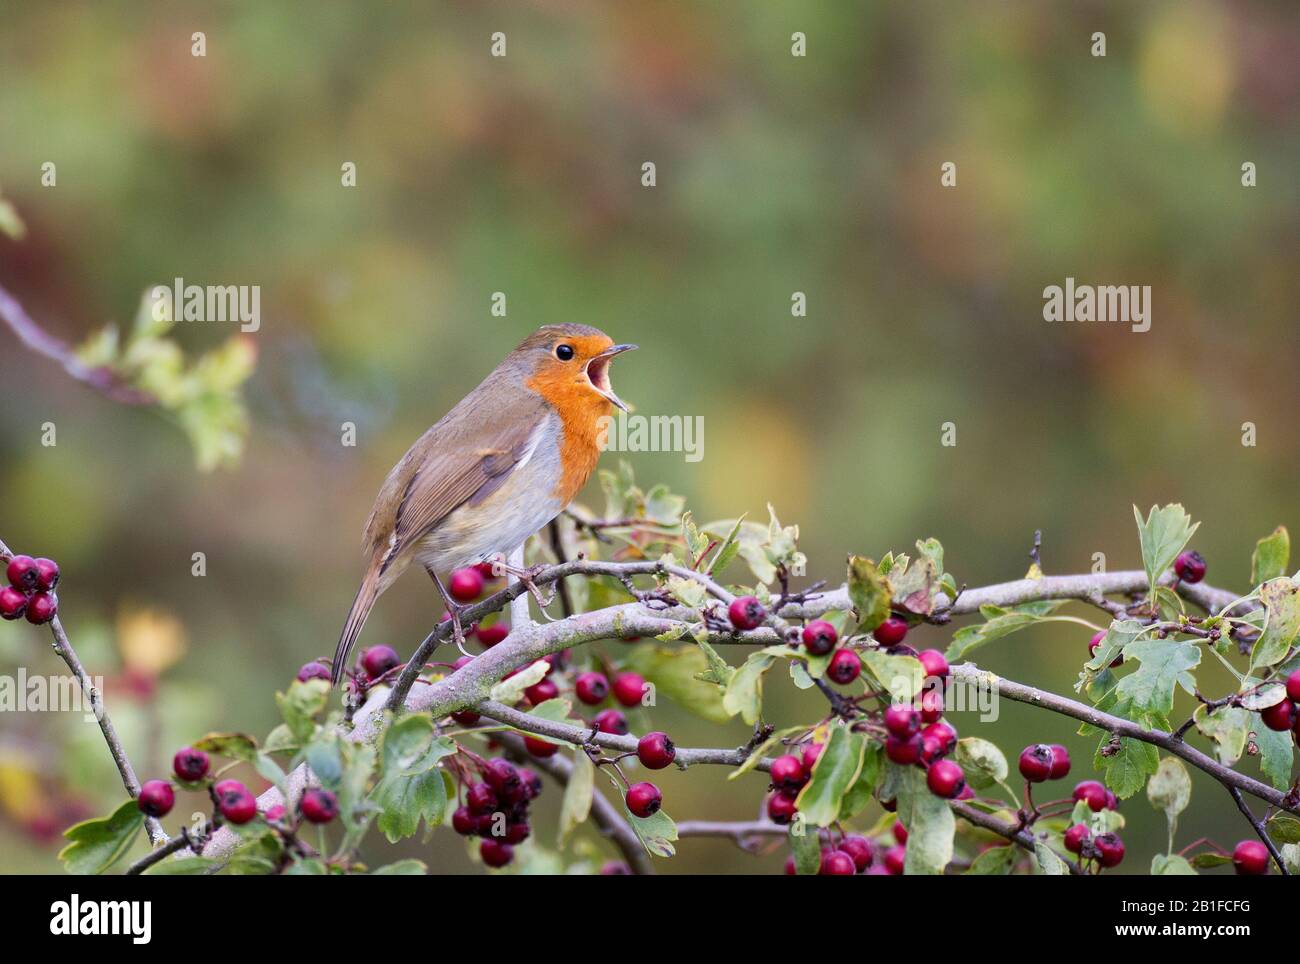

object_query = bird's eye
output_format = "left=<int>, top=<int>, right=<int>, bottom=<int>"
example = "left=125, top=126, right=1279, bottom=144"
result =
left=555, top=344, right=575, bottom=361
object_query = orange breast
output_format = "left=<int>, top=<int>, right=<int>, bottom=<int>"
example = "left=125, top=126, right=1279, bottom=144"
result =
left=526, top=371, right=611, bottom=505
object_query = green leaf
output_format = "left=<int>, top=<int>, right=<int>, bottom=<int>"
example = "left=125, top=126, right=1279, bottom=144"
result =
left=1253, top=527, right=1290, bottom=585
left=1252, top=577, right=1300, bottom=670
left=381, top=713, right=435, bottom=776
left=1094, top=700, right=1162, bottom=799
left=794, top=725, right=866, bottom=826
left=1083, top=619, right=1147, bottom=674
left=1151, top=854, right=1197, bottom=875
left=1115, top=638, right=1200, bottom=714
left=305, top=737, right=344, bottom=788
left=558, top=749, right=594, bottom=845
left=860, top=650, right=925, bottom=703
left=373, top=768, right=450, bottom=843
left=966, top=844, right=1018, bottom=875
left=1282, top=844, right=1300, bottom=874
left=1032, top=841, right=1069, bottom=875
left=727, top=726, right=805, bottom=781
left=144, top=856, right=218, bottom=875
left=945, top=600, right=1066, bottom=662
left=193, top=731, right=259, bottom=763
left=226, top=831, right=283, bottom=875
left=890, top=543, right=942, bottom=616
left=838, top=742, right=883, bottom=821
left=1146, top=756, right=1191, bottom=820
left=789, top=823, right=822, bottom=876
left=626, top=808, right=677, bottom=857
left=1256, top=724, right=1295, bottom=791
left=490, top=660, right=549, bottom=705
left=1133, top=503, right=1199, bottom=599
left=1196, top=706, right=1252, bottom=765
left=847, top=555, right=892, bottom=631
left=58, top=801, right=145, bottom=875
left=284, top=857, right=327, bottom=875
left=893, top=764, right=955, bottom=875
left=372, top=859, right=428, bottom=875
left=1190, top=851, right=1232, bottom=869
left=705, top=514, right=746, bottom=577
left=625, top=644, right=731, bottom=723
left=276, top=678, right=330, bottom=743
left=1266, top=814, right=1300, bottom=844
left=722, top=652, right=776, bottom=725
left=954, top=737, right=1008, bottom=790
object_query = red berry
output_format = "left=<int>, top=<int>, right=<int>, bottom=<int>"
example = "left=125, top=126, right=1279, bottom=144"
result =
left=1064, top=823, right=1090, bottom=854
left=172, top=747, right=210, bottom=782
left=0, top=586, right=27, bottom=620
left=300, top=788, right=338, bottom=824
left=524, top=678, right=559, bottom=705
left=476, top=622, right=509, bottom=647
left=926, top=759, right=965, bottom=798
left=1018, top=744, right=1055, bottom=782
left=473, top=561, right=497, bottom=579
left=821, top=849, right=856, bottom=875
left=466, top=782, right=498, bottom=813
left=637, top=731, right=676, bottom=770
left=885, top=734, right=923, bottom=765
left=917, top=649, right=949, bottom=680
left=360, top=645, right=401, bottom=679
left=1174, top=550, right=1206, bottom=584
left=626, top=781, right=662, bottom=818
left=1261, top=698, right=1297, bottom=732
left=893, top=822, right=908, bottom=844
left=297, top=661, right=331, bottom=682
left=449, top=567, right=484, bottom=601
left=503, top=821, right=530, bottom=844
left=483, top=758, right=522, bottom=797
left=1232, top=839, right=1270, bottom=875
left=480, top=838, right=514, bottom=868
left=918, top=687, right=945, bottom=723
left=1088, top=630, right=1123, bottom=668
left=1093, top=832, right=1125, bottom=868
left=840, top=834, right=875, bottom=871
left=518, top=768, right=543, bottom=799
left=766, top=790, right=799, bottom=824
left=883, top=845, right=906, bottom=875
left=451, top=708, right=481, bottom=725
left=33, top=558, right=59, bottom=591
left=769, top=754, right=807, bottom=790
left=801, top=619, right=838, bottom=656
left=801, top=742, right=824, bottom=771
left=1287, top=670, right=1300, bottom=704
left=24, top=592, right=56, bottom=625
left=215, top=780, right=257, bottom=824
left=919, top=733, right=946, bottom=765
left=138, top=780, right=175, bottom=817
left=452, top=806, right=477, bottom=835
left=1072, top=780, right=1108, bottom=812
left=612, top=672, right=648, bottom=707
left=883, top=704, right=920, bottom=738
left=1048, top=744, right=1071, bottom=779
left=574, top=671, right=609, bottom=705
left=5, top=555, right=39, bottom=592
left=1105, top=789, right=1118, bottom=810
left=523, top=735, right=559, bottom=758
left=826, top=648, right=861, bottom=685
left=593, top=709, right=629, bottom=735
left=873, top=616, right=909, bottom=646
left=728, top=595, right=766, bottom=631
left=921, top=721, right=957, bottom=757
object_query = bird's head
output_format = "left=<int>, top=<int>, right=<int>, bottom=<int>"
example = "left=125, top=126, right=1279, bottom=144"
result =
left=517, top=324, right=637, bottom=414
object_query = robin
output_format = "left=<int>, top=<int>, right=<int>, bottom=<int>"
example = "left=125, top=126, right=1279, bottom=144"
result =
left=331, top=324, right=636, bottom=684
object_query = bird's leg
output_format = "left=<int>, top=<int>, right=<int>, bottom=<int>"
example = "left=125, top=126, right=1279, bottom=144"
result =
left=428, top=568, right=472, bottom=657
left=495, top=560, right=555, bottom=612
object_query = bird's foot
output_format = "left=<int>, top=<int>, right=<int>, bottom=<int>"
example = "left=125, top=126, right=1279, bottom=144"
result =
left=498, top=562, right=555, bottom=612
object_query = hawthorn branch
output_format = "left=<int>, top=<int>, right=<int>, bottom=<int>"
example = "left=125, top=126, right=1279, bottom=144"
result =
left=0, top=537, right=166, bottom=845
left=950, top=664, right=1298, bottom=815
left=125, top=828, right=197, bottom=875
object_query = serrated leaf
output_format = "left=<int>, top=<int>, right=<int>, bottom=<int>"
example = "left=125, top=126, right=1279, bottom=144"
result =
left=860, top=650, right=924, bottom=703
left=1266, top=814, right=1300, bottom=844
left=722, top=652, right=776, bottom=725
left=1253, top=577, right=1300, bottom=670
left=893, top=764, right=955, bottom=875
left=626, top=807, right=677, bottom=857
left=891, top=543, right=941, bottom=616
left=1115, top=638, right=1200, bottom=714
left=793, top=725, right=866, bottom=826
left=954, top=737, right=1008, bottom=790
left=58, top=801, right=145, bottom=875
left=1083, top=619, right=1147, bottom=675
left=381, top=713, right=435, bottom=775
left=1032, top=841, right=1069, bottom=875
left=275, top=678, right=330, bottom=743
left=1151, top=854, right=1197, bottom=875
left=490, top=660, right=549, bottom=705
left=704, top=515, right=746, bottom=577
left=1253, top=527, right=1290, bottom=585
left=373, top=768, right=449, bottom=843
left=847, top=555, right=892, bottom=631
left=558, top=749, right=594, bottom=845
left=1133, top=504, right=1199, bottom=599
left=946, top=600, right=1066, bottom=662
left=1240, top=683, right=1286, bottom=711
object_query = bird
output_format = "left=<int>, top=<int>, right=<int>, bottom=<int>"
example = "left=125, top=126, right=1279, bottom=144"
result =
left=331, top=324, right=636, bottom=684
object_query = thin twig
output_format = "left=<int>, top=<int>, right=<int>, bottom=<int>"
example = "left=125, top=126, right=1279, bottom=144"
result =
left=1227, top=786, right=1290, bottom=876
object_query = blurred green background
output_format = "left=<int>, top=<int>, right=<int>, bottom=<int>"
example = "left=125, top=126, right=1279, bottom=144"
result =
left=1, top=0, right=1297, bottom=873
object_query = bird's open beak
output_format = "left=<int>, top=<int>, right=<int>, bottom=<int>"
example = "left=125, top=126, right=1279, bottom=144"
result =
left=586, top=343, right=637, bottom=412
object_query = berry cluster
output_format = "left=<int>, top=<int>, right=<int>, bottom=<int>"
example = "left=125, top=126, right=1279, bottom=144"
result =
left=1259, top=670, right=1300, bottom=744
left=0, top=553, right=60, bottom=624
left=452, top=756, right=542, bottom=868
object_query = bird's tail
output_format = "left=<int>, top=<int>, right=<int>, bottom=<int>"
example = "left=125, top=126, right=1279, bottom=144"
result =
left=333, top=571, right=380, bottom=685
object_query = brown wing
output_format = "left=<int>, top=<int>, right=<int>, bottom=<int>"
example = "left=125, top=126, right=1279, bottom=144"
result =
left=362, top=387, right=550, bottom=574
